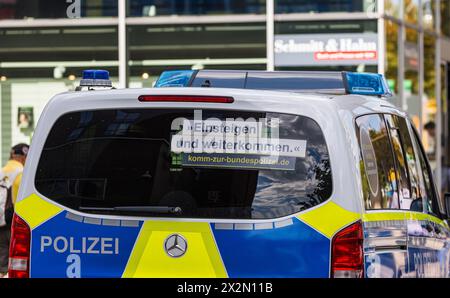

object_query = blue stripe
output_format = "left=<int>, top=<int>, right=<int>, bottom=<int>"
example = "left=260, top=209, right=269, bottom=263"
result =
left=30, top=212, right=142, bottom=278
left=212, top=217, right=330, bottom=277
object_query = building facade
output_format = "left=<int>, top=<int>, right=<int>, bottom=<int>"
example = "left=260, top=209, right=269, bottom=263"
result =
left=1, top=0, right=450, bottom=193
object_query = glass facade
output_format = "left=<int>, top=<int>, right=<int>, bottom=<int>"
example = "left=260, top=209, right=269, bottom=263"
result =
left=423, top=34, right=436, bottom=164
left=441, top=64, right=449, bottom=193
left=404, top=0, right=420, bottom=24
left=128, top=23, right=267, bottom=80
left=128, top=23, right=266, bottom=75
left=0, top=0, right=378, bottom=19
left=404, top=26, right=420, bottom=127
left=127, top=0, right=374, bottom=16
left=128, top=0, right=265, bottom=16
left=442, top=0, right=450, bottom=37
left=384, top=20, right=399, bottom=97
left=0, top=26, right=118, bottom=77
left=422, top=0, right=435, bottom=31
left=0, top=0, right=118, bottom=19
left=275, top=0, right=374, bottom=13
left=385, top=0, right=402, bottom=18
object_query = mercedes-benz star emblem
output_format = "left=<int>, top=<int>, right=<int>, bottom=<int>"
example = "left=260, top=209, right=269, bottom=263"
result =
left=164, top=234, right=188, bottom=258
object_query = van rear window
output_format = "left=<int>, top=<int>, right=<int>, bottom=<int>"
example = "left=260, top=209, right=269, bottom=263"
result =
left=35, top=109, right=332, bottom=219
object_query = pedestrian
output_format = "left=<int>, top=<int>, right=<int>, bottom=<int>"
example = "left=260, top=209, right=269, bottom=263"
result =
left=424, top=121, right=436, bottom=157
left=0, top=143, right=29, bottom=278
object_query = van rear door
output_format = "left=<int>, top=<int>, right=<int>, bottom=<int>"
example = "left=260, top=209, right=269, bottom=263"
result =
left=22, top=107, right=336, bottom=277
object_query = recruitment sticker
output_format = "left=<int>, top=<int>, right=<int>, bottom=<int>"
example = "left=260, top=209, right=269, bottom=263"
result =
left=171, top=135, right=307, bottom=158
left=180, top=153, right=297, bottom=171
left=171, top=119, right=305, bottom=157
left=180, top=119, right=262, bottom=138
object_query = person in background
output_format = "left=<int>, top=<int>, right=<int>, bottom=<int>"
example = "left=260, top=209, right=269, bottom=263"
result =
left=424, top=121, right=436, bottom=157
left=0, top=143, right=29, bottom=278
left=424, top=121, right=436, bottom=138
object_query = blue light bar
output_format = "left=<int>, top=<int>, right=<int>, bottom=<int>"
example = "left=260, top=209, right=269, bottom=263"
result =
left=82, top=69, right=110, bottom=80
left=155, top=70, right=195, bottom=87
left=342, top=72, right=391, bottom=96
left=153, top=70, right=392, bottom=97
left=80, top=69, right=112, bottom=88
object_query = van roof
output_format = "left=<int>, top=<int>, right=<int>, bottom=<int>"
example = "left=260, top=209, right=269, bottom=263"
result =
left=51, top=86, right=404, bottom=119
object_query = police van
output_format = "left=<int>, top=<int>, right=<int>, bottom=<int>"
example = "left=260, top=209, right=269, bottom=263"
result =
left=8, top=69, right=450, bottom=278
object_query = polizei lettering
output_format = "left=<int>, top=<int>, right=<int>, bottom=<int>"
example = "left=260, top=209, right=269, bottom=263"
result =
left=40, top=236, right=120, bottom=255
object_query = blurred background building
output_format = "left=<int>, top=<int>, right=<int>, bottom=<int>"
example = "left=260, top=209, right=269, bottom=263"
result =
left=0, top=0, right=449, bottom=193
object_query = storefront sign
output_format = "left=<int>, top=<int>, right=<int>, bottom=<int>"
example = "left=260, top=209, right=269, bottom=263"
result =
left=274, top=33, right=378, bottom=66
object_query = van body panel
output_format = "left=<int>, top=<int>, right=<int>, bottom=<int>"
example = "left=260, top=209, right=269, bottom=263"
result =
left=363, top=213, right=409, bottom=278
left=16, top=193, right=362, bottom=278
left=14, top=87, right=450, bottom=278
left=362, top=211, right=450, bottom=277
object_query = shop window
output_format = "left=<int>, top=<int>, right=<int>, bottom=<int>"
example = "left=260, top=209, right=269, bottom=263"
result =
left=128, top=0, right=265, bottom=17
left=421, top=0, right=435, bottom=31
left=385, top=0, right=402, bottom=18
left=404, top=0, right=419, bottom=25
left=385, top=20, right=399, bottom=96
left=423, top=34, right=437, bottom=164
left=0, top=0, right=118, bottom=19
left=441, top=0, right=450, bottom=37
left=404, top=27, right=420, bottom=128
left=440, top=64, right=449, bottom=196
left=275, top=0, right=373, bottom=13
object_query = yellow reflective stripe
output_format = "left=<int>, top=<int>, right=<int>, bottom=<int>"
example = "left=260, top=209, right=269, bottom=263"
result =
left=122, top=221, right=227, bottom=278
left=362, top=212, right=406, bottom=222
left=404, top=212, right=447, bottom=227
left=363, top=211, right=448, bottom=229
left=297, top=201, right=360, bottom=238
left=14, top=194, right=63, bottom=229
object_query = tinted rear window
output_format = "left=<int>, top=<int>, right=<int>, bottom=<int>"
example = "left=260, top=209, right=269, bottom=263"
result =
left=35, top=109, right=332, bottom=219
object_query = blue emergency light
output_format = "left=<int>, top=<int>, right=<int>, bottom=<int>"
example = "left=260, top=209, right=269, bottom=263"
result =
left=342, top=72, right=392, bottom=96
left=155, top=70, right=194, bottom=87
left=79, top=69, right=112, bottom=88
left=154, top=70, right=392, bottom=97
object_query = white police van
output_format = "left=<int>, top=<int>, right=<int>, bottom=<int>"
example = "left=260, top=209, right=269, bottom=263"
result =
left=9, top=69, right=450, bottom=278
